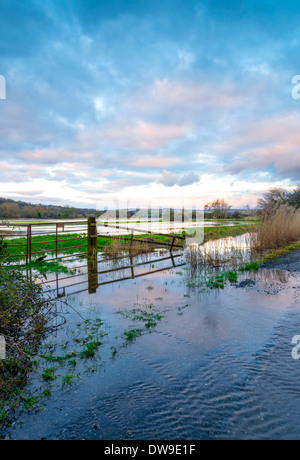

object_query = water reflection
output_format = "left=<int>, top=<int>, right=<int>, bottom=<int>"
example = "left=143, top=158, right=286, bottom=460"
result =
left=39, top=251, right=185, bottom=301
left=3, top=242, right=300, bottom=440
left=185, top=234, right=254, bottom=278
left=253, top=268, right=290, bottom=284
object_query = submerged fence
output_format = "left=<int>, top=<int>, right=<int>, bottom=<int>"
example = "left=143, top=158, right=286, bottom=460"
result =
left=1, top=217, right=185, bottom=263
left=40, top=251, right=186, bottom=300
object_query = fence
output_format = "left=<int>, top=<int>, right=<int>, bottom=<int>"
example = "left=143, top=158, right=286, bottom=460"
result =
left=1, top=220, right=88, bottom=264
left=1, top=217, right=185, bottom=263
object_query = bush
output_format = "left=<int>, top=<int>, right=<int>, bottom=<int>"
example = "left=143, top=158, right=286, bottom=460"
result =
left=0, top=237, right=7, bottom=257
left=0, top=263, right=50, bottom=418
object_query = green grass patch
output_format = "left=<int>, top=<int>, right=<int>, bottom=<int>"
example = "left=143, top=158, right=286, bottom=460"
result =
left=239, top=262, right=260, bottom=272
left=21, top=395, right=39, bottom=410
left=5, top=233, right=91, bottom=260
left=257, top=241, right=300, bottom=264
left=26, top=260, right=76, bottom=274
left=3, top=224, right=252, bottom=262
left=117, top=308, right=164, bottom=325
left=61, top=373, right=76, bottom=387
left=42, top=367, right=57, bottom=382
left=206, top=270, right=239, bottom=289
left=124, top=328, right=144, bottom=343
left=80, top=340, right=102, bottom=359
left=202, top=225, right=251, bottom=242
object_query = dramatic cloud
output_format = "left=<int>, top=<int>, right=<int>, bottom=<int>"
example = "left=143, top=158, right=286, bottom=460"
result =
left=0, top=0, right=299, bottom=207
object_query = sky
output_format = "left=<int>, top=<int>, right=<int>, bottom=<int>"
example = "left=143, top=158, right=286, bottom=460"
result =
left=0, top=0, right=300, bottom=210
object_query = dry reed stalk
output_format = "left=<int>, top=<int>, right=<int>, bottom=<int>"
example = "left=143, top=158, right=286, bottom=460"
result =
left=102, top=239, right=127, bottom=258
left=186, top=235, right=252, bottom=269
left=250, top=205, right=300, bottom=251
left=102, top=238, right=151, bottom=258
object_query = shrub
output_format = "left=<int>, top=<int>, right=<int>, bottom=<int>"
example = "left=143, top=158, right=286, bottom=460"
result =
left=0, top=263, right=51, bottom=418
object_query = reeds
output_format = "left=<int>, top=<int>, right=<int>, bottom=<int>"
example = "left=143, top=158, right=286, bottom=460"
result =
left=250, top=205, right=300, bottom=251
left=185, top=234, right=252, bottom=270
left=102, top=238, right=150, bottom=258
left=102, top=239, right=127, bottom=258
left=186, top=206, right=300, bottom=270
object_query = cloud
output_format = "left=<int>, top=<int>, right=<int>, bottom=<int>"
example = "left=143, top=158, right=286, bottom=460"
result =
left=78, top=120, right=193, bottom=152
left=157, top=169, right=200, bottom=187
left=218, top=112, right=300, bottom=181
left=1, top=0, right=300, bottom=206
left=129, top=155, right=181, bottom=168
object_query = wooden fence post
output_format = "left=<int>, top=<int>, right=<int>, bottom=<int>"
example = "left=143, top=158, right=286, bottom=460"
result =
left=56, top=224, right=58, bottom=259
left=170, top=236, right=176, bottom=252
left=88, top=216, right=97, bottom=257
left=26, top=226, right=29, bottom=265
left=130, top=231, right=134, bottom=253
left=88, top=256, right=98, bottom=294
left=28, top=224, right=32, bottom=263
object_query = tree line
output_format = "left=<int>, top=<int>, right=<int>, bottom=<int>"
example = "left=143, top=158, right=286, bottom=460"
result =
left=0, top=198, right=96, bottom=219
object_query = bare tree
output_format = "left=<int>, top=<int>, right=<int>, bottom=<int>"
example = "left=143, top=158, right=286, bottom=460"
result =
left=288, top=185, right=300, bottom=209
left=205, top=199, right=232, bottom=219
left=258, top=187, right=291, bottom=214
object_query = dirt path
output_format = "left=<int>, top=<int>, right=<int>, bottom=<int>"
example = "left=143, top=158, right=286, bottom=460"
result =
left=260, top=249, right=300, bottom=272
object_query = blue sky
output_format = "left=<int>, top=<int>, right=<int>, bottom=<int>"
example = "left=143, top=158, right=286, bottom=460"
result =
left=0, top=0, right=299, bottom=209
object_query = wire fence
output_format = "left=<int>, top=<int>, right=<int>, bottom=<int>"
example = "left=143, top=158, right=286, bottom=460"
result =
left=39, top=252, right=186, bottom=300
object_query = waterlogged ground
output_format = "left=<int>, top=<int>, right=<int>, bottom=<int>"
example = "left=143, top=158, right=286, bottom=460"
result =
left=2, top=246, right=300, bottom=440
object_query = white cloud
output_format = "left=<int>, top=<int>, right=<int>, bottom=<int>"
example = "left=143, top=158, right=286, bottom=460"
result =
left=157, top=169, right=200, bottom=187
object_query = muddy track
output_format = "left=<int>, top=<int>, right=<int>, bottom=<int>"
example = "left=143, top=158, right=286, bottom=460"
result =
left=260, top=249, right=300, bottom=272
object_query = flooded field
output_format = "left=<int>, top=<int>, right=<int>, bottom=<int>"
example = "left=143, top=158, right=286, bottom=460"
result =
left=2, top=233, right=300, bottom=440
left=0, top=218, right=247, bottom=238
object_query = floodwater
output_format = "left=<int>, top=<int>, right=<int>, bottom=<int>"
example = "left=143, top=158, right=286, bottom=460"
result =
left=0, top=218, right=247, bottom=238
left=2, top=239, right=300, bottom=440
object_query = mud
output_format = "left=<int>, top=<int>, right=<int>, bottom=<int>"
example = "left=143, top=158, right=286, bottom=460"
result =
left=260, top=249, right=300, bottom=272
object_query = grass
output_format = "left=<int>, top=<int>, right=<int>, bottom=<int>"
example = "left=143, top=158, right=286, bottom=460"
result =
left=80, top=340, right=102, bottom=359
left=42, top=388, right=52, bottom=397
left=124, top=329, right=144, bottom=343
left=42, top=367, right=57, bottom=382
left=256, top=241, right=300, bottom=264
left=202, top=224, right=251, bottom=242
left=26, top=260, right=76, bottom=274
left=239, top=262, right=260, bottom=272
left=117, top=307, right=164, bottom=342
left=21, top=395, right=38, bottom=410
left=206, top=271, right=238, bottom=289
left=3, top=223, right=251, bottom=262
left=5, top=233, right=91, bottom=260
left=61, top=374, right=76, bottom=387
left=117, top=308, right=164, bottom=325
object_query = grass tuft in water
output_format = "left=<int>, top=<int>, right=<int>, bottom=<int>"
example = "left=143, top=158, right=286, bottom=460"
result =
left=80, top=340, right=102, bottom=359
left=124, top=329, right=143, bottom=343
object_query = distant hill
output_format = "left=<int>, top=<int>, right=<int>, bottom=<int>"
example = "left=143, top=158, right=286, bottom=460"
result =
left=0, top=197, right=256, bottom=220
left=0, top=197, right=97, bottom=219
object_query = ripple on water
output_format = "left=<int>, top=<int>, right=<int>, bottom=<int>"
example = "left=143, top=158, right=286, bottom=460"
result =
left=4, top=264, right=300, bottom=440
